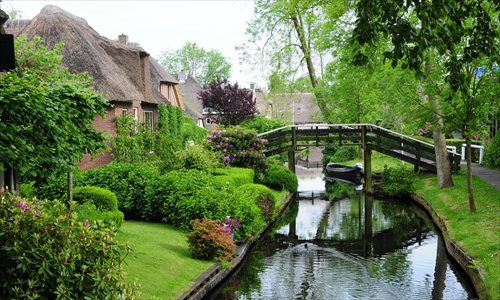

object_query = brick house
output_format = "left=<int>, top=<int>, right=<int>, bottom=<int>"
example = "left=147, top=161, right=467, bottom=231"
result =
left=5, top=5, right=185, bottom=169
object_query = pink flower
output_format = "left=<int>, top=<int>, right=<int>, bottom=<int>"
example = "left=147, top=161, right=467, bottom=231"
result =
left=83, top=219, right=90, bottom=228
left=19, top=202, right=29, bottom=212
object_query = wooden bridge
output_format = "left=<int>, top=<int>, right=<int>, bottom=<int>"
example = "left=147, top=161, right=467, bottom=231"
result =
left=258, top=124, right=461, bottom=192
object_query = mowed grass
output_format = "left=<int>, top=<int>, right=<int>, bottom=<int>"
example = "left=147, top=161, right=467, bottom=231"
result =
left=342, top=150, right=413, bottom=172
left=116, top=221, right=213, bottom=300
left=414, top=172, right=500, bottom=299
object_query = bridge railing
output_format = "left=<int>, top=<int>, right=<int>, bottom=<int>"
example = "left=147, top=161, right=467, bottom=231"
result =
left=258, top=124, right=461, bottom=172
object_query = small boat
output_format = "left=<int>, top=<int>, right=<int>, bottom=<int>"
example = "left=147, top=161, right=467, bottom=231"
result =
left=325, top=162, right=362, bottom=177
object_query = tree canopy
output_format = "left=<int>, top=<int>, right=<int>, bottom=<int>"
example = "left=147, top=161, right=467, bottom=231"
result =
left=198, top=79, right=257, bottom=126
left=0, top=35, right=108, bottom=180
left=158, top=42, right=231, bottom=86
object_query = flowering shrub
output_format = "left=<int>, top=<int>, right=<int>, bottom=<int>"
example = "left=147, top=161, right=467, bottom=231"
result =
left=187, top=218, right=236, bottom=262
left=206, top=127, right=267, bottom=171
left=0, top=193, right=136, bottom=299
left=222, top=216, right=240, bottom=238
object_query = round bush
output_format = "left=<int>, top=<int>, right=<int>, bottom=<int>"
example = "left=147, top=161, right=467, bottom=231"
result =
left=237, top=183, right=277, bottom=222
left=228, top=194, right=265, bottom=240
left=177, top=145, right=219, bottom=173
left=73, top=186, right=118, bottom=212
left=146, top=169, right=233, bottom=229
left=485, top=134, right=500, bottom=168
left=0, top=194, right=135, bottom=299
left=381, top=165, right=416, bottom=197
left=75, top=202, right=124, bottom=228
left=187, top=218, right=236, bottom=262
left=263, top=164, right=298, bottom=192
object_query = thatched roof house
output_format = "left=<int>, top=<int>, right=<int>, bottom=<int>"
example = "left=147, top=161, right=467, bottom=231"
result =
left=4, top=5, right=185, bottom=169
left=175, top=71, right=206, bottom=127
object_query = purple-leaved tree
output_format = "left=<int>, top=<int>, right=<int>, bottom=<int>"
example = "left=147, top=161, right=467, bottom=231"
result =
left=198, top=79, right=257, bottom=126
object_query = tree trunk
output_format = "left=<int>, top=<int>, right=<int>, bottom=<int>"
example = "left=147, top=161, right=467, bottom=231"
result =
left=67, top=172, right=73, bottom=202
left=465, top=135, right=477, bottom=213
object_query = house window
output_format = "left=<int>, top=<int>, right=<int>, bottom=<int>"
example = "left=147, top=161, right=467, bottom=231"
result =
left=132, top=108, right=138, bottom=122
left=121, top=109, right=128, bottom=117
left=143, top=111, right=153, bottom=131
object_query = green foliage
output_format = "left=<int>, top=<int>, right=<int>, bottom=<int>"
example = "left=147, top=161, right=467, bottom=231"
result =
left=34, top=170, right=85, bottom=201
left=381, top=165, right=416, bottom=197
left=158, top=42, right=231, bottom=86
left=73, top=186, right=118, bottom=212
left=19, top=182, right=35, bottom=198
left=83, top=162, right=160, bottom=219
left=177, top=145, right=219, bottom=174
left=240, top=115, right=289, bottom=133
left=485, top=134, right=500, bottom=168
left=182, top=116, right=208, bottom=145
left=75, top=202, right=124, bottom=228
left=323, top=146, right=358, bottom=165
left=263, top=164, right=298, bottom=192
left=1, top=35, right=108, bottom=181
left=0, top=193, right=136, bottom=299
left=237, top=184, right=277, bottom=222
left=187, top=218, right=236, bottom=262
left=206, top=127, right=267, bottom=171
left=228, top=194, right=266, bottom=240
left=214, top=167, right=255, bottom=187
left=146, top=170, right=232, bottom=230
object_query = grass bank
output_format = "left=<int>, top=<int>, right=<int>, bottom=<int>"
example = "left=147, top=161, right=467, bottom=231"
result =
left=414, top=172, right=500, bottom=299
left=342, top=151, right=413, bottom=172
left=117, top=221, right=212, bottom=299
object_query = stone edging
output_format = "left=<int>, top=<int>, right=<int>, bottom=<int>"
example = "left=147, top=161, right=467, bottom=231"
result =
left=177, top=193, right=295, bottom=300
left=411, top=193, right=487, bottom=299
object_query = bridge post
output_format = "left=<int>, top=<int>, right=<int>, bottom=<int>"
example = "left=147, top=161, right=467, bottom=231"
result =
left=364, top=147, right=373, bottom=193
left=288, top=127, right=296, bottom=173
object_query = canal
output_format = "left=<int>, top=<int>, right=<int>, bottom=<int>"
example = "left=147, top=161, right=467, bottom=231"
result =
left=208, top=168, right=476, bottom=299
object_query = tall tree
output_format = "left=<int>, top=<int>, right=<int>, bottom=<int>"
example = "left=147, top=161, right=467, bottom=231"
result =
left=158, top=42, right=231, bottom=86
left=198, top=79, right=257, bottom=126
left=352, top=0, right=500, bottom=212
left=0, top=35, right=108, bottom=184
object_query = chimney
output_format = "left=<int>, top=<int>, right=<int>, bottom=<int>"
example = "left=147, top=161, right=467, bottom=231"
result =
left=118, top=33, right=128, bottom=45
left=178, top=69, right=187, bottom=84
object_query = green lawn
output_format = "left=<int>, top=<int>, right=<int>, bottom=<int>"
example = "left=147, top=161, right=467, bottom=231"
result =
left=414, top=172, right=500, bottom=299
left=116, top=221, right=213, bottom=300
left=342, top=151, right=413, bottom=172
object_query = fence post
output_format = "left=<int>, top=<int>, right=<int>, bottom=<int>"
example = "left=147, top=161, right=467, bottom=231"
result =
left=288, top=127, right=296, bottom=173
left=414, top=143, right=421, bottom=173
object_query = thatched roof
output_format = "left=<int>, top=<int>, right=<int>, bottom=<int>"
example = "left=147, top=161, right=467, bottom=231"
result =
left=8, top=5, right=176, bottom=104
left=3, top=19, right=30, bottom=35
left=175, top=73, right=203, bottom=119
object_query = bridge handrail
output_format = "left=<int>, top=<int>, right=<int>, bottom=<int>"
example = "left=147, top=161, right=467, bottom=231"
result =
left=258, top=123, right=458, bottom=155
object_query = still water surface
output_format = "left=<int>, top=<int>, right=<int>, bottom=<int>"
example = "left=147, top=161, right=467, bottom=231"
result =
left=209, top=170, right=476, bottom=300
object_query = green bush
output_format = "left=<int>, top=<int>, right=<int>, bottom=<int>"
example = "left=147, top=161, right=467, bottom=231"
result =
left=182, top=116, right=209, bottom=145
left=228, top=194, right=265, bottom=240
left=73, top=186, right=118, bottom=212
left=19, top=181, right=35, bottom=198
left=237, top=184, right=276, bottom=222
left=381, top=165, right=416, bottom=197
left=214, top=167, right=255, bottom=187
left=34, top=169, right=84, bottom=201
left=263, top=164, right=298, bottom=192
left=240, top=115, right=289, bottom=133
left=83, top=162, right=160, bottom=219
left=485, top=134, right=500, bottom=168
left=146, top=170, right=232, bottom=230
left=187, top=218, right=236, bottom=262
left=177, top=145, right=219, bottom=174
left=75, top=202, right=124, bottom=228
left=0, top=193, right=136, bottom=299
left=322, top=145, right=357, bottom=165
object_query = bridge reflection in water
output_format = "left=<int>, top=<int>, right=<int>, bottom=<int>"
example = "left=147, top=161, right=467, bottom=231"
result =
left=208, top=179, right=475, bottom=300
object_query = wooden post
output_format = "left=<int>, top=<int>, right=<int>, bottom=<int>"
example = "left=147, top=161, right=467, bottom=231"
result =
left=364, top=147, right=373, bottom=194
left=288, top=150, right=296, bottom=173
left=67, top=172, right=73, bottom=202
left=414, top=143, right=421, bottom=173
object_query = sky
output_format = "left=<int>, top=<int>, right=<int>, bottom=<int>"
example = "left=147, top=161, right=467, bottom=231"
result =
left=1, top=0, right=258, bottom=86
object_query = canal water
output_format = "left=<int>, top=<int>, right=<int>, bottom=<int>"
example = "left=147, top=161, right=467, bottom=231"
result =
left=208, top=168, right=476, bottom=300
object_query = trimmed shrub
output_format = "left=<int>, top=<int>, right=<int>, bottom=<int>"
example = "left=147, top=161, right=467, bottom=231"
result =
left=237, top=183, right=276, bottom=222
left=263, top=164, right=298, bottom=192
left=0, top=193, right=136, bottom=299
left=381, top=165, right=416, bottom=197
left=34, top=169, right=85, bottom=201
left=485, top=134, right=500, bottom=168
left=182, top=116, right=209, bottom=145
left=177, top=145, right=219, bottom=174
left=187, top=218, right=236, bottom=262
left=83, top=162, right=160, bottom=219
left=214, top=167, right=255, bottom=187
left=228, top=194, right=265, bottom=240
left=73, top=186, right=118, bottom=212
left=75, top=202, right=124, bottom=228
left=146, top=169, right=232, bottom=229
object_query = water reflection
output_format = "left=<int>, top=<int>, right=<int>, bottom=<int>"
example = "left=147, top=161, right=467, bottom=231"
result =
left=209, top=175, right=475, bottom=300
